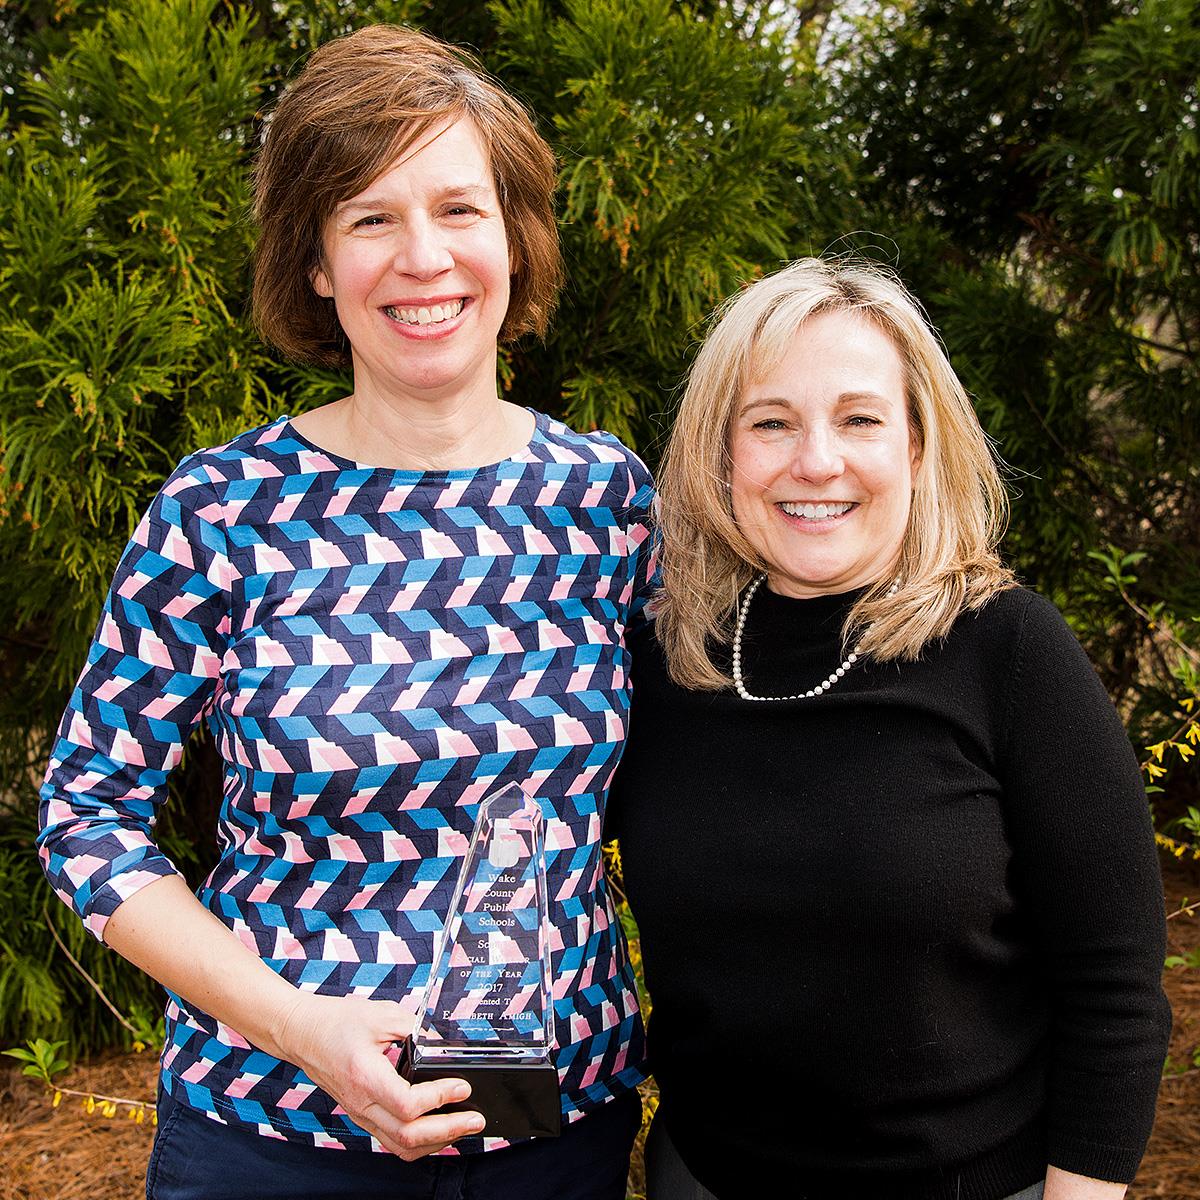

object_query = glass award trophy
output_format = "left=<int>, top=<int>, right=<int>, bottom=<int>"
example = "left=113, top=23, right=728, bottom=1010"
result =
left=398, top=782, right=561, bottom=1139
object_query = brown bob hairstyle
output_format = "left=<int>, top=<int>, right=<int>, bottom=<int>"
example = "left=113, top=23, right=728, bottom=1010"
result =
left=252, top=25, right=563, bottom=366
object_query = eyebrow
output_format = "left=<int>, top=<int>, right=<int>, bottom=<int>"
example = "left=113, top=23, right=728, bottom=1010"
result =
left=336, top=184, right=493, bottom=215
left=740, top=391, right=890, bottom=412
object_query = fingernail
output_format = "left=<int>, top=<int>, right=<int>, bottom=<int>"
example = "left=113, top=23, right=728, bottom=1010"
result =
left=466, top=1116, right=486, bottom=1133
left=450, top=1082, right=471, bottom=1101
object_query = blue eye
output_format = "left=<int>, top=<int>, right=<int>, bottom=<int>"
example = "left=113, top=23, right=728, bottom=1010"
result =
left=753, top=418, right=788, bottom=431
left=846, top=414, right=881, bottom=427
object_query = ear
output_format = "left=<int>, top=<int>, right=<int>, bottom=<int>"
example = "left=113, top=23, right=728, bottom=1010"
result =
left=909, top=430, right=923, bottom=474
left=311, top=261, right=333, bottom=300
left=907, top=402, right=924, bottom=474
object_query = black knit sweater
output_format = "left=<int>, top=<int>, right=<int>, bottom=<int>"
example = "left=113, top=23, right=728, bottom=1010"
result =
left=608, top=584, right=1170, bottom=1200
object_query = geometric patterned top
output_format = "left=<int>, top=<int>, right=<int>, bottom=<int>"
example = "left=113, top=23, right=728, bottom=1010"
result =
left=38, top=411, right=656, bottom=1151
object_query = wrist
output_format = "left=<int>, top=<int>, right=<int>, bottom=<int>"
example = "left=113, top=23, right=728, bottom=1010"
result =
left=260, top=985, right=322, bottom=1065
left=1044, top=1165, right=1128, bottom=1200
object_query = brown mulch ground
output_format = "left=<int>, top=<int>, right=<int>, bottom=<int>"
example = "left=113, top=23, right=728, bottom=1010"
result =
left=0, top=1050, right=158, bottom=1200
left=1141, top=855, right=1200, bottom=1200
left=3, top=857, right=1198, bottom=1200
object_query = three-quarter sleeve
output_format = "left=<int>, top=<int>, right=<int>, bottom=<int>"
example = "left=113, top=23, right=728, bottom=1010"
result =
left=998, top=592, right=1171, bottom=1182
left=37, top=457, right=233, bottom=940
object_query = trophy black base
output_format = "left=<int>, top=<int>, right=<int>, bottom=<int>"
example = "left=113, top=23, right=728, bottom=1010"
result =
left=397, top=1040, right=562, bottom=1140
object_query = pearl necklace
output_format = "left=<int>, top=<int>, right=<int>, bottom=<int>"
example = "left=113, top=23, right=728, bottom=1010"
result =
left=731, top=574, right=898, bottom=702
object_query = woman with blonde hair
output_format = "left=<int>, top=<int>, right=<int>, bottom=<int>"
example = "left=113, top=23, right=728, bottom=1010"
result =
left=609, top=257, right=1169, bottom=1200
left=39, top=25, right=651, bottom=1200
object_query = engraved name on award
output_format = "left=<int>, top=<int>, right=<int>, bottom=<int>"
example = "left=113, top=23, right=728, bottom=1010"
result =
left=398, top=782, right=561, bottom=1139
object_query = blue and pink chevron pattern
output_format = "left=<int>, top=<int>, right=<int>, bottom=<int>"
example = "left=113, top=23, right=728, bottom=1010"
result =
left=38, top=411, right=655, bottom=1151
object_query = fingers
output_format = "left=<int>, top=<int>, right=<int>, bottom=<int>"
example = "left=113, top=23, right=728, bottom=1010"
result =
left=358, top=1084, right=486, bottom=1160
left=397, top=1076, right=474, bottom=1119
left=378, top=1109, right=488, bottom=1159
left=277, top=994, right=486, bottom=1161
left=370, top=998, right=417, bottom=1043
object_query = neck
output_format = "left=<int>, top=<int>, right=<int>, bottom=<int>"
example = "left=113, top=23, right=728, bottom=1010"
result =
left=347, top=388, right=533, bottom=470
left=731, top=575, right=897, bottom=702
left=293, top=388, right=534, bottom=471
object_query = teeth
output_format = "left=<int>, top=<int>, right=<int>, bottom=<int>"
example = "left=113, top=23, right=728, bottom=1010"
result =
left=780, top=501, right=854, bottom=520
left=385, top=298, right=466, bottom=326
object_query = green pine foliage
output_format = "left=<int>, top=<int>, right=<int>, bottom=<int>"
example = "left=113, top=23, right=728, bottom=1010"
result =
left=0, top=0, right=278, bottom=1052
left=1, top=0, right=275, bottom=729
left=491, top=0, right=830, bottom=449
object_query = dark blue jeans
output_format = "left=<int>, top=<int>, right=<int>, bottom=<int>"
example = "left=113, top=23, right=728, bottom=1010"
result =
left=147, top=1087, right=641, bottom=1200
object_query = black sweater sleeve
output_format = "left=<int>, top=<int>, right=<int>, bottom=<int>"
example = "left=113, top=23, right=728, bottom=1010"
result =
left=997, top=593, right=1171, bottom=1182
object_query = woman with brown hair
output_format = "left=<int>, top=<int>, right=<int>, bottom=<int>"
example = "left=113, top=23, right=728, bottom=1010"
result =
left=38, top=26, right=651, bottom=1200
left=609, top=257, right=1170, bottom=1200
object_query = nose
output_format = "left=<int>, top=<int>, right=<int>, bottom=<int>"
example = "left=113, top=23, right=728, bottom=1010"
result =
left=788, top=425, right=843, bottom=484
left=393, top=215, right=453, bottom=279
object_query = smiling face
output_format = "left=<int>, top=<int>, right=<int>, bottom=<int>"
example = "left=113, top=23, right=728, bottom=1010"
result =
left=729, top=309, right=921, bottom=598
left=311, top=118, right=511, bottom=408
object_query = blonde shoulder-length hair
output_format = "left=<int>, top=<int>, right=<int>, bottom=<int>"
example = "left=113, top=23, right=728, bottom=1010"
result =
left=656, top=256, right=1015, bottom=691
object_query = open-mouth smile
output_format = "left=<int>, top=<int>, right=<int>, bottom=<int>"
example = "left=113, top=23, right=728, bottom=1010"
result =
left=778, top=501, right=858, bottom=523
left=383, top=297, right=468, bottom=327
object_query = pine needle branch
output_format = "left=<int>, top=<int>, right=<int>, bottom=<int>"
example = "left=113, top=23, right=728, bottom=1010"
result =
left=42, top=905, right=140, bottom=1038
